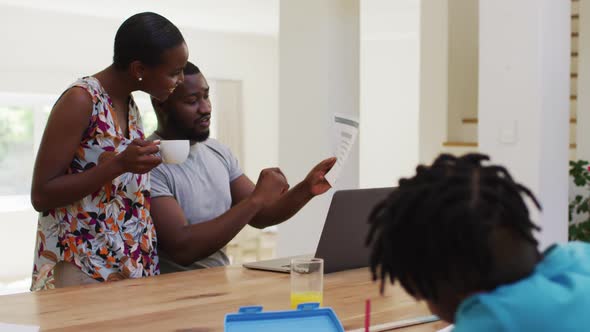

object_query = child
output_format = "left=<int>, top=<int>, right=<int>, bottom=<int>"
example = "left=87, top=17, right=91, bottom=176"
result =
left=367, top=153, right=590, bottom=331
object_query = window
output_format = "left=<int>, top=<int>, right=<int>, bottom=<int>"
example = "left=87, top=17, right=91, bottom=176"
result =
left=0, top=93, right=55, bottom=212
left=0, top=93, right=55, bottom=291
left=0, top=107, right=45, bottom=195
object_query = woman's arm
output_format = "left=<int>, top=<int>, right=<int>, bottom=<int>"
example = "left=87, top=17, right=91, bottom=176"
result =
left=31, top=88, right=160, bottom=211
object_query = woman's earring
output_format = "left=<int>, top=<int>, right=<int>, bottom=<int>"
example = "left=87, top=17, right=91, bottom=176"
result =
left=138, top=77, right=143, bottom=82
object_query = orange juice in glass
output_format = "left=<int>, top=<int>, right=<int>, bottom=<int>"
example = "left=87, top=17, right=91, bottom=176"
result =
left=290, top=258, right=323, bottom=309
left=290, top=291, right=323, bottom=309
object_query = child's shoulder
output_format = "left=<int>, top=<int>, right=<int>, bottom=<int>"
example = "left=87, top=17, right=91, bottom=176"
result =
left=559, top=241, right=590, bottom=255
left=539, top=241, right=590, bottom=275
left=454, top=243, right=590, bottom=331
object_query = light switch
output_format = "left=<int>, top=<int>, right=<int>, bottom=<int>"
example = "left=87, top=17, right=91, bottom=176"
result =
left=499, top=120, right=518, bottom=144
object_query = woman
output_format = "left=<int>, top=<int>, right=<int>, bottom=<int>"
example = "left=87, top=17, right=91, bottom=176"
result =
left=30, top=12, right=189, bottom=290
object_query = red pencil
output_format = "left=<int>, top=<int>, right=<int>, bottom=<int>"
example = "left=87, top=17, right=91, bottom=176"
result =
left=365, top=298, right=371, bottom=332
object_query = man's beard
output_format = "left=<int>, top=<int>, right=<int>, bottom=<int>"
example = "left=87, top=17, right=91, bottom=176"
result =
left=190, top=129, right=210, bottom=142
left=175, top=124, right=210, bottom=143
left=169, top=110, right=210, bottom=142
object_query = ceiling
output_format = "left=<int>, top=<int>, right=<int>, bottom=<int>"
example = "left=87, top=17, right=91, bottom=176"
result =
left=0, top=0, right=279, bottom=36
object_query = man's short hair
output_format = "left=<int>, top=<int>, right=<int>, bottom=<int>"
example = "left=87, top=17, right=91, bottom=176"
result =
left=184, top=61, right=201, bottom=75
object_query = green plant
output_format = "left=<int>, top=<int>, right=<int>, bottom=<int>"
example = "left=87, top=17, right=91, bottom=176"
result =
left=569, top=160, right=590, bottom=242
left=0, top=107, right=34, bottom=163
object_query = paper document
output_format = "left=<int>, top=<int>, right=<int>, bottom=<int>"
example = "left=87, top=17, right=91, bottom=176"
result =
left=0, top=323, right=39, bottom=332
left=324, top=114, right=359, bottom=187
left=437, top=324, right=454, bottom=332
left=347, top=314, right=439, bottom=332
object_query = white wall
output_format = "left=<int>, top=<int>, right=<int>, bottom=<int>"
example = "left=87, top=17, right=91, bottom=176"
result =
left=277, top=0, right=360, bottom=257
left=0, top=4, right=278, bottom=179
left=419, top=0, right=449, bottom=164
left=479, top=0, right=570, bottom=249
left=447, top=0, right=479, bottom=142
left=360, top=0, right=420, bottom=188
left=419, top=0, right=478, bottom=160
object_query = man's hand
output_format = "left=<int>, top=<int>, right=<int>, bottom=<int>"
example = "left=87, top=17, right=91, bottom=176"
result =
left=251, top=168, right=290, bottom=206
left=302, top=157, right=337, bottom=197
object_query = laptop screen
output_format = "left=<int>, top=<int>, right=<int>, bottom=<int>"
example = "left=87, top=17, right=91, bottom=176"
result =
left=315, top=187, right=395, bottom=273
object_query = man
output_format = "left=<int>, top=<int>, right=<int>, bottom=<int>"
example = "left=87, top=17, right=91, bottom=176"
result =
left=149, top=62, right=336, bottom=272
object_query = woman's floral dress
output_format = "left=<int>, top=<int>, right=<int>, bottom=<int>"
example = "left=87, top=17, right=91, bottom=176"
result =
left=31, top=77, right=159, bottom=291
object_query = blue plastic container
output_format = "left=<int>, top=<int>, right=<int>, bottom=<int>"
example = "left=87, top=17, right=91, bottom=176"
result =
left=224, top=303, right=345, bottom=332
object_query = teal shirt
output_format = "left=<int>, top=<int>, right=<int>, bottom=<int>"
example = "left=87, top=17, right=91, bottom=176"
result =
left=453, top=242, right=590, bottom=332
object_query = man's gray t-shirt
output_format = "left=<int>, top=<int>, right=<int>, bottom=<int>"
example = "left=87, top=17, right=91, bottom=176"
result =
left=148, top=134, right=243, bottom=273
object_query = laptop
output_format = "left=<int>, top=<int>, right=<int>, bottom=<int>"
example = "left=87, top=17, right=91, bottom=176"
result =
left=243, top=187, right=395, bottom=273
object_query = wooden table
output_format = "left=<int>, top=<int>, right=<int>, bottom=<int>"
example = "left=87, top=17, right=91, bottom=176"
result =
left=0, top=266, right=448, bottom=331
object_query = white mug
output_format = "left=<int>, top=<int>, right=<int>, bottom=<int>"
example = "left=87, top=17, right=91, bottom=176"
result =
left=159, top=140, right=189, bottom=164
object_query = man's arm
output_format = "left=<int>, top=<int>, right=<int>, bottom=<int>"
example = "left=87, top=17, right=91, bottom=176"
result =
left=231, top=157, right=336, bottom=229
left=150, top=168, right=288, bottom=266
left=151, top=195, right=262, bottom=266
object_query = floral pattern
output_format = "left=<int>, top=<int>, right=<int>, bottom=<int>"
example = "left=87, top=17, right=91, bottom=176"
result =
left=31, top=77, right=159, bottom=291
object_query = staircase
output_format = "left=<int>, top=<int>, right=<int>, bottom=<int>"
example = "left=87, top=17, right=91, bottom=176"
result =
left=442, top=0, right=580, bottom=160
